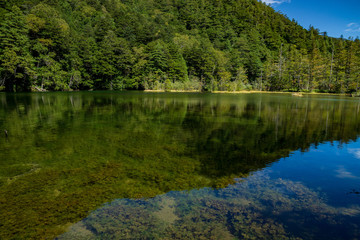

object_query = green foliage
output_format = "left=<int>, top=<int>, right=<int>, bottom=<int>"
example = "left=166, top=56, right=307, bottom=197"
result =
left=0, top=6, right=33, bottom=91
left=0, top=0, right=360, bottom=92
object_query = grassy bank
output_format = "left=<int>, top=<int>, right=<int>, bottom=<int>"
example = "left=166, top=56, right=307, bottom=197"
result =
left=143, top=89, right=351, bottom=97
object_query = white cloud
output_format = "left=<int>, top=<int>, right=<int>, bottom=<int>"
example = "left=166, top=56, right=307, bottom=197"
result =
left=260, top=0, right=290, bottom=5
left=335, top=166, right=360, bottom=179
left=345, top=22, right=360, bottom=32
left=348, top=148, right=360, bottom=159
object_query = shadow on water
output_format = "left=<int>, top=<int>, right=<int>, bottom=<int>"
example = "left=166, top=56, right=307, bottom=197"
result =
left=0, top=92, right=360, bottom=239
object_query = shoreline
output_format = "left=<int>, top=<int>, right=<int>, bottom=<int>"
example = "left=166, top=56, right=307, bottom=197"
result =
left=143, top=89, right=349, bottom=96
left=0, top=89, right=353, bottom=97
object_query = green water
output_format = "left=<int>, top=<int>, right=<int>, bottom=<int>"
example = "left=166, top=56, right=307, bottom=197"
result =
left=0, top=92, right=359, bottom=239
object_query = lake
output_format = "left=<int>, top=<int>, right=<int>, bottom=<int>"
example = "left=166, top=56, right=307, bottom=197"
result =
left=0, top=92, right=359, bottom=239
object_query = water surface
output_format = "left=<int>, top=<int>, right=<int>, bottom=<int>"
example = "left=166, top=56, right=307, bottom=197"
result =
left=0, top=92, right=359, bottom=239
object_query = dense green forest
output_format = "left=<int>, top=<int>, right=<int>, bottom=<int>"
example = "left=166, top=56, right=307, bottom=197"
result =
left=1, top=0, right=360, bottom=92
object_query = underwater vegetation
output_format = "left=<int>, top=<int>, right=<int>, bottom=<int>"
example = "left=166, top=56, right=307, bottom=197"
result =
left=59, top=171, right=360, bottom=240
left=1, top=92, right=360, bottom=239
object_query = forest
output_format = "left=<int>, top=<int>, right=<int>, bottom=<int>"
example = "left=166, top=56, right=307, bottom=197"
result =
left=1, top=0, right=360, bottom=93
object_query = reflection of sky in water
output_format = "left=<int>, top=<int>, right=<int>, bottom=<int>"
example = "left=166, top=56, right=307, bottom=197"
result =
left=335, top=166, right=360, bottom=180
left=268, top=140, right=360, bottom=207
left=348, top=148, right=360, bottom=159
left=59, top=139, right=360, bottom=240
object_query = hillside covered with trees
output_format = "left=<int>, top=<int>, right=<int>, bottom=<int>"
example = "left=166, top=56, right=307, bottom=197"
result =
left=1, top=0, right=360, bottom=92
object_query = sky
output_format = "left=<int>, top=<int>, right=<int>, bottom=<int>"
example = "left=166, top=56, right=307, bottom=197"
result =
left=260, top=0, right=360, bottom=39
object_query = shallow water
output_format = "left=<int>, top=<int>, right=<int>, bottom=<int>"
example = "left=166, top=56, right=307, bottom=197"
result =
left=0, top=92, right=359, bottom=239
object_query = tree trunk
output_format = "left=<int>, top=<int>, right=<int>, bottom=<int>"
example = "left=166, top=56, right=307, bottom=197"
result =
left=0, top=75, right=6, bottom=86
left=69, top=74, right=74, bottom=88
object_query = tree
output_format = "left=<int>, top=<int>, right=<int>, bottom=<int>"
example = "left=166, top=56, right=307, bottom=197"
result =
left=1, top=0, right=360, bottom=93
left=0, top=6, right=33, bottom=92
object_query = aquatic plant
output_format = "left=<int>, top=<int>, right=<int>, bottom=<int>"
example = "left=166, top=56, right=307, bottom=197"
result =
left=1, top=92, right=360, bottom=239
left=59, top=171, right=360, bottom=240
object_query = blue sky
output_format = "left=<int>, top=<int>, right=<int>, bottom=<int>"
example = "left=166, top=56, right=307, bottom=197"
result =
left=260, top=0, right=360, bottom=39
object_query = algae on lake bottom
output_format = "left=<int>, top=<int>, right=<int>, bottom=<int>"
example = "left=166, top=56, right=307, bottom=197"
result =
left=1, top=92, right=360, bottom=239
left=59, top=171, right=360, bottom=240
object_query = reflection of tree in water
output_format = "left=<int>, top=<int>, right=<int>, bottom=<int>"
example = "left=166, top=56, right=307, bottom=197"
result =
left=59, top=171, right=360, bottom=240
left=349, top=189, right=360, bottom=195
left=1, top=93, right=360, bottom=239
left=181, top=98, right=360, bottom=178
